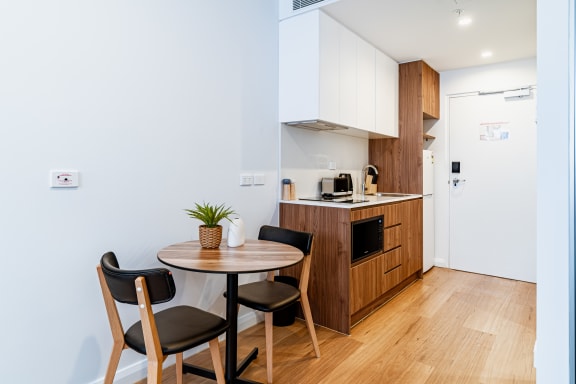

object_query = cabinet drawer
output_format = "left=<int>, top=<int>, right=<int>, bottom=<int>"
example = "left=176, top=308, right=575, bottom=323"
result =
left=383, top=247, right=402, bottom=272
left=384, top=225, right=401, bottom=251
left=384, top=263, right=403, bottom=292
left=382, top=203, right=401, bottom=227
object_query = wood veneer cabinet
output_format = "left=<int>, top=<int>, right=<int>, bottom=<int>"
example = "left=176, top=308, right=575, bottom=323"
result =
left=279, top=198, right=423, bottom=334
left=369, top=60, right=439, bottom=194
left=422, top=61, right=440, bottom=119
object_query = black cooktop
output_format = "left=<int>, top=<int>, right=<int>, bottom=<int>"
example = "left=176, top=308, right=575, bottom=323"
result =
left=299, top=196, right=369, bottom=204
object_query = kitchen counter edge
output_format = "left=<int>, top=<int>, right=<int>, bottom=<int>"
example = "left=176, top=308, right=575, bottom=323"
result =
left=279, top=194, right=422, bottom=209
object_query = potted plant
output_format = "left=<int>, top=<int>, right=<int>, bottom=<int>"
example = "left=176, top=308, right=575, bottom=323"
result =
left=185, top=202, right=235, bottom=248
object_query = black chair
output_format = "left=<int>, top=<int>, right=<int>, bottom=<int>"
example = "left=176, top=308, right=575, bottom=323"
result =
left=97, top=252, right=228, bottom=384
left=229, top=225, right=321, bottom=383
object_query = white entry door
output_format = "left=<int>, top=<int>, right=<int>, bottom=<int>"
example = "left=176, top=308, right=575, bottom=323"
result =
left=449, top=89, right=536, bottom=283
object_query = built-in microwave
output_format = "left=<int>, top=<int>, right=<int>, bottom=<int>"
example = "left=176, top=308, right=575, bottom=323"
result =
left=351, top=215, right=384, bottom=263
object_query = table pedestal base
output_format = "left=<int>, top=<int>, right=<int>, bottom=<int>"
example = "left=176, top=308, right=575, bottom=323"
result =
left=237, top=347, right=260, bottom=381
left=182, top=347, right=260, bottom=384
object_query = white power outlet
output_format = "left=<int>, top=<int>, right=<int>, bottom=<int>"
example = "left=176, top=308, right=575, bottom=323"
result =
left=50, top=170, right=79, bottom=188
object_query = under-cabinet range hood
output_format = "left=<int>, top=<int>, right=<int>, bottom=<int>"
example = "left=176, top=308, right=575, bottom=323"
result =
left=284, top=119, right=349, bottom=131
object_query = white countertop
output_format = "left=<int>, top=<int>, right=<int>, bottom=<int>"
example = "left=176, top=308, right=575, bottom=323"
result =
left=280, top=193, right=422, bottom=209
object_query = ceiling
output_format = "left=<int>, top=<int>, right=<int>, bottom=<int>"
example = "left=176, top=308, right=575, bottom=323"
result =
left=321, top=0, right=536, bottom=72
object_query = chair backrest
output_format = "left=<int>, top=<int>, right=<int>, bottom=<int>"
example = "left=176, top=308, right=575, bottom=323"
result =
left=258, top=225, right=313, bottom=256
left=258, top=225, right=314, bottom=293
left=100, top=251, right=176, bottom=305
left=98, top=252, right=170, bottom=367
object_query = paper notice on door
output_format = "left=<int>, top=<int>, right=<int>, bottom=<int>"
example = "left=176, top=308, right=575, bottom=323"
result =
left=479, top=121, right=510, bottom=141
left=480, top=121, right=510, bottom=141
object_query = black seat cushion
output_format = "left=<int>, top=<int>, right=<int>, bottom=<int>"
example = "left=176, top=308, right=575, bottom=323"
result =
left=233, top=281, right=301, bottom=313
left=125, top=305, right=229, bottom=355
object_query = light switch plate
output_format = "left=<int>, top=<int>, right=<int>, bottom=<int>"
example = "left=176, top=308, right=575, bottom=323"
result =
left=253, top=174, right=265, bottom=185
left=239, top=174, right=253, bottom=186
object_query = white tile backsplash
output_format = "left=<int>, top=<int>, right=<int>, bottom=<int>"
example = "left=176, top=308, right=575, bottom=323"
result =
left=281, top=168, right=366, bottom=197
left=281, top=124, right=369, bottom=198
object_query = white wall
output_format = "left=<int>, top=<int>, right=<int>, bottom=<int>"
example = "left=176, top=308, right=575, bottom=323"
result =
left=427, top=58, right=537, bottom=268
left=0, top=1, right=279, bottom=383
left=536, top=0, right=573, bottom=381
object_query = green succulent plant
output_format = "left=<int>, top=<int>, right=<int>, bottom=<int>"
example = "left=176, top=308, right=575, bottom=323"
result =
left=184, top=202, right=235, bottom=228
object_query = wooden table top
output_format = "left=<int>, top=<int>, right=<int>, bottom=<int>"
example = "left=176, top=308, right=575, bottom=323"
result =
left=157, top=239, right=304, bottom=274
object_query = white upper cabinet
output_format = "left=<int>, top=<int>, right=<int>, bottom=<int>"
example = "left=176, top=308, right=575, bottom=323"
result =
left=279, top=10, right=398, bottom=138
left=375, top=50, right=399, bottom=137
left=317, top=12, right=339, bottom=125
left=279, top=11, right=338, bottom=124
left=357, top=37, right=376, bottom=133
left=338, top=25, right=358, bottom=128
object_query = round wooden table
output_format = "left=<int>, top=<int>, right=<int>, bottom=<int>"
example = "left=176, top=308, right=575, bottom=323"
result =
left=158, top=239, right=303, bottom=384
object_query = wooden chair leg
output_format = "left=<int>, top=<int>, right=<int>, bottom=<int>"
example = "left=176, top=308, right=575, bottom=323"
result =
left=176, top=352, right=183, bottom=384
left=208, top=338, right=226, bottom=384
left=300, top=295, right=321, bottom=358
left=103, top=341, right=125, bottom=384
left=265, top=312, right=274, bottom=383
left=146, top=356, right=163, bottom=384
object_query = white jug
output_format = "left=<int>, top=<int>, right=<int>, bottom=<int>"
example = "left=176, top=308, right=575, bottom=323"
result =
left=227, top=217, right=245, bottom=247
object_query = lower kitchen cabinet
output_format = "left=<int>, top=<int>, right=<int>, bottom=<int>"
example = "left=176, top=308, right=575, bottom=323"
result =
left=279, top=197, right=423, bottom=334
left=350, top=257, right=378, bottom=314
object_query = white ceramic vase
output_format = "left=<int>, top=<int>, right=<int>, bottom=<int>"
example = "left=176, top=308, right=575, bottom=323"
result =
left=227, top=217, right=245, bottom=247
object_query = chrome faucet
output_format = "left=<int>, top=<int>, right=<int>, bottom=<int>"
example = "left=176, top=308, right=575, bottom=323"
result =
left=361, top=164, right=379, bottom=195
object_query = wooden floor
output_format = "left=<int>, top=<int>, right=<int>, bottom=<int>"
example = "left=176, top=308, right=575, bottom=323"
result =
left=143, top=267, right=536, bottom=384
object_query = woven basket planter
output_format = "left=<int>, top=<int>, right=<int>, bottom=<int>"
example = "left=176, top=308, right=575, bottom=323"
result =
left=199, top=225, right=223, bottom=249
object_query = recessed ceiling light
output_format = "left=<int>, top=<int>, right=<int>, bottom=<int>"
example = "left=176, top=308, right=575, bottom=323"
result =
left=458, top=17, right=472, bottom=26
left=481, top=51, right=493, bottom=58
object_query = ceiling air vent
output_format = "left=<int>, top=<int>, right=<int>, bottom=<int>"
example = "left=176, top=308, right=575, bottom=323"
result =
left=279, top=0, right=339, bottom=20
left=293, top=0, right=327, bottom=11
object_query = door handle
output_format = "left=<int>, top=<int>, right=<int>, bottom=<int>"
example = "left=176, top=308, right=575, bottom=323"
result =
left=453, top=177, right=467, bottom=187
